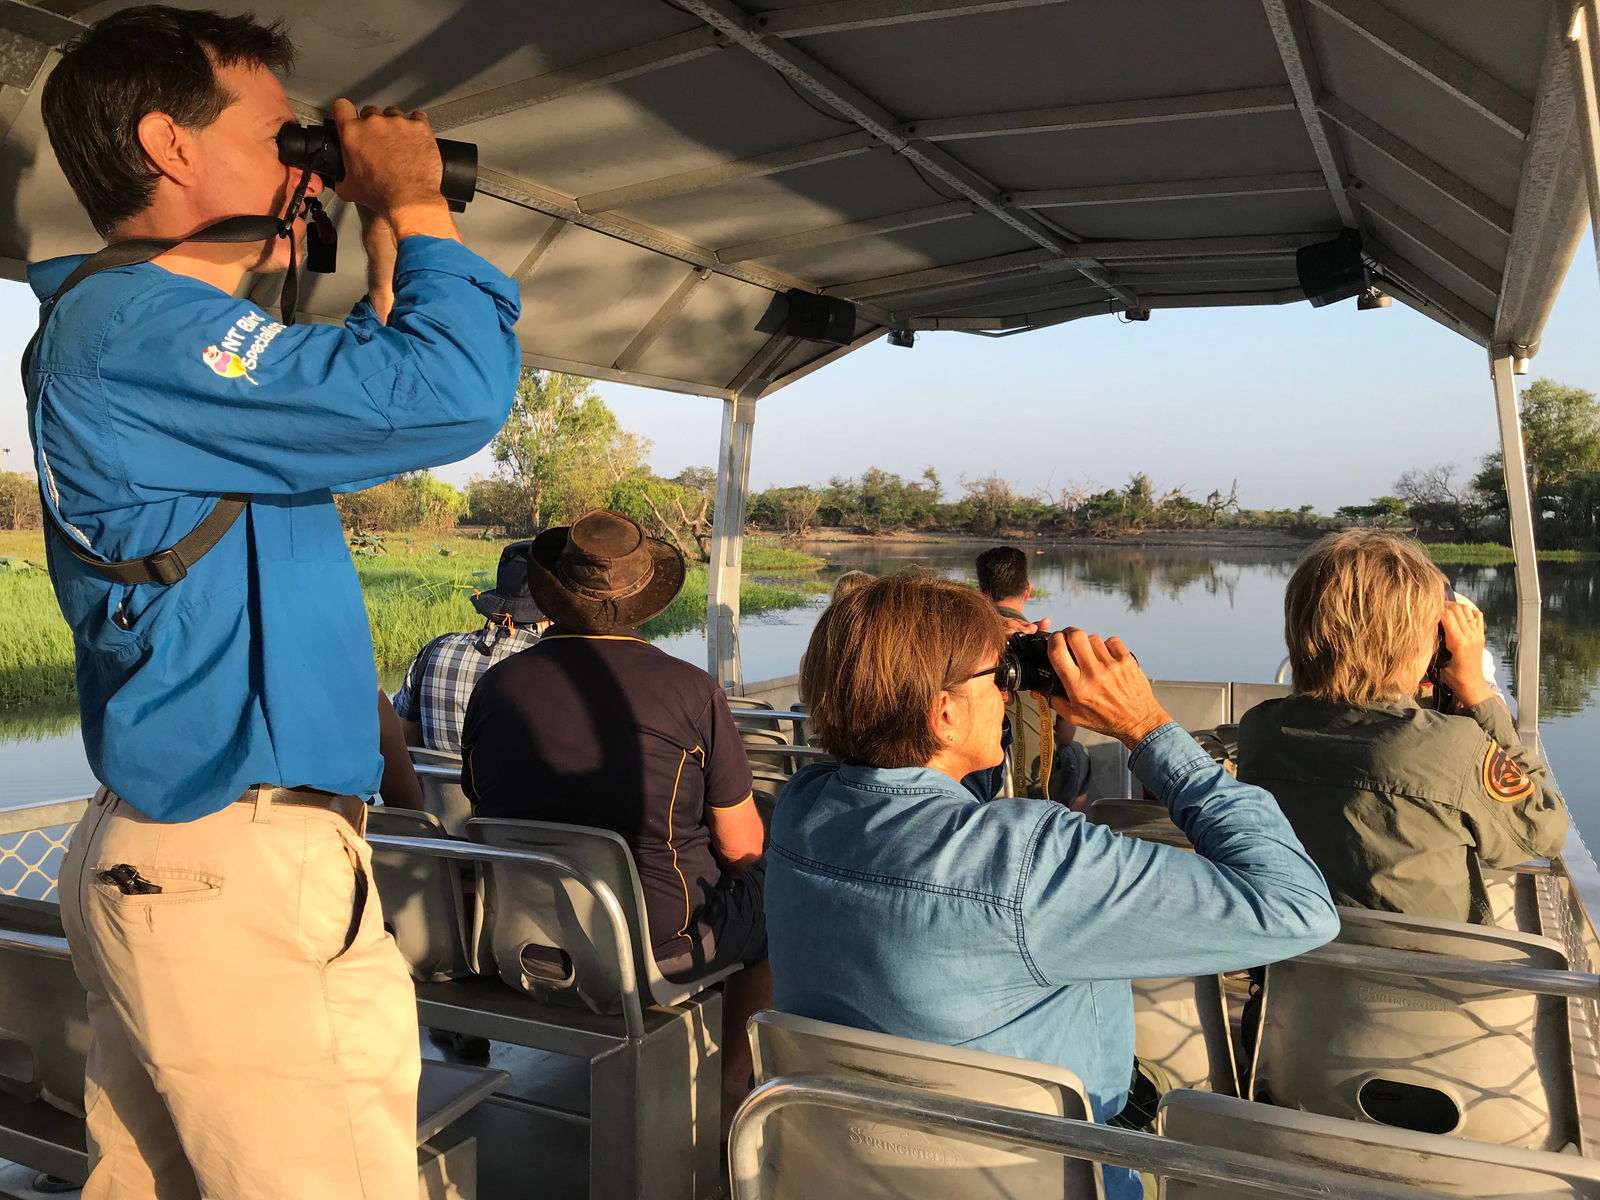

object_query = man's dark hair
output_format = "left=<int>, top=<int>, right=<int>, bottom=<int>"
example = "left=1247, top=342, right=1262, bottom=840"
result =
left=976, top=545, right=1029, bottom=602
left=42, top=6, right=294, bottom=237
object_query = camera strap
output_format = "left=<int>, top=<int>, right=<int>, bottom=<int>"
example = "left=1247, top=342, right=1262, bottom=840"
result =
left=21, top=191, right=320, bottom=587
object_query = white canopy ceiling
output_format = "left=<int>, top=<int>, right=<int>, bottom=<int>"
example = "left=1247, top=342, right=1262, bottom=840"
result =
left=1, top=0, right=1591, bottom=399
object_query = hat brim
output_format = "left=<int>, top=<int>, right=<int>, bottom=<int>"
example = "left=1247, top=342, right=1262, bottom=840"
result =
left=525, top=526, right=687, bottom=632
left=470, top=589, right=544, bottom=626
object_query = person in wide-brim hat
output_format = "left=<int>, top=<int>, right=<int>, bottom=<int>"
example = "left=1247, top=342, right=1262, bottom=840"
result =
left=470, top=538, right=544, bottom=626
left=525, top=508, right=686, bottom=632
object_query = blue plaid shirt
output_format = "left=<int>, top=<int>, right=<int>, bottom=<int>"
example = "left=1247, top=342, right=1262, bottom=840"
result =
left=393, top=621, right=541, bottom=753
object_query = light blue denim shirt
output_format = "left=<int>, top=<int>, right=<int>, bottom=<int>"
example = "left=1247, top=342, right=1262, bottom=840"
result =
left=767, top=722, right=1338, bottom=1200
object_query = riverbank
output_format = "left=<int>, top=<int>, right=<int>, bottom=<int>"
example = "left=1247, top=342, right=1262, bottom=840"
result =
left=787, top=527, right=1318, bottom=550
left=0, top=531, right=825, bottom=708
left=781, top=527, right=1600, bottom=561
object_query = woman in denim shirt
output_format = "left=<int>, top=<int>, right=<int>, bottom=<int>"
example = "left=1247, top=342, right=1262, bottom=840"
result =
left=765, top=573, right=1338, bottom=1199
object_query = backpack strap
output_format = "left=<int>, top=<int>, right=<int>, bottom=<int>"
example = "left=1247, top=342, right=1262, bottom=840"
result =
left=24, top=213, right=293, bottom=586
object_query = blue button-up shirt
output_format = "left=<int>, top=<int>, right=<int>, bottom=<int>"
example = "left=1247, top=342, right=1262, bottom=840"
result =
left=767, top=723, right=1337, bottom=1199
left=25, top=236, right=521, bottom=821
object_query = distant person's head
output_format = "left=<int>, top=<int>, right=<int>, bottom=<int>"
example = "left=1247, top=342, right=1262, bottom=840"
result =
left=472, top=539, right=547, bottom=631
left=801, top=572, right=1008, bottom=777
left=524, top=509, right=685, bottom=634
left=977, top=545, right=1030, bottom=607
left=829, top=570, right=874, bottom=604
left=1284, top=530, right=1446, bottom=706
left=42, top=5, right=313, bottom=265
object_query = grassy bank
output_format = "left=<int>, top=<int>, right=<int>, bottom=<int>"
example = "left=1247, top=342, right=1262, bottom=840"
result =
left=1424, top=543, right=1600, bottom=564
left=0, top=530, right=824, bottom=709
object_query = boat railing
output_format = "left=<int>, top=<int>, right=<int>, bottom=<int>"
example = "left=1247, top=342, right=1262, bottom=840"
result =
left=0, top=797, right=87, bottom=904
left=727, top=1073, right=1442, bottom=1200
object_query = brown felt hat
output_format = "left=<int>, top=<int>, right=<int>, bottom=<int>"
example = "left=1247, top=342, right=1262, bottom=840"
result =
left=525, top=509, right=685, bottom=632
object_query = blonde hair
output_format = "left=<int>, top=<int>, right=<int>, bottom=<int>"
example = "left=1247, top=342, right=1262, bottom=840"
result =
left=829, top=570, right=875, bottom=603
left=1284, top=530, right=1445, bottom=706
left=801, top=571, right=1004, bottom=767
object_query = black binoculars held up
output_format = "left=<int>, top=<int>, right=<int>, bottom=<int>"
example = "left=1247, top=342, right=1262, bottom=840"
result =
left=276, top=120, right=479, bottom=211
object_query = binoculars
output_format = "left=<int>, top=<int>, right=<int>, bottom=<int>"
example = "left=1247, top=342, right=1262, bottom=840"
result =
left=277, top=120, right=478, bottom=211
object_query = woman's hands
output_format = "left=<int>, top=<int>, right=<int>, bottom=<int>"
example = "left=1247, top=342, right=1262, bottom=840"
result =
left=1046, top=629, right=1172, bottom=750
left=1438, top=600, right=1494, bottom=709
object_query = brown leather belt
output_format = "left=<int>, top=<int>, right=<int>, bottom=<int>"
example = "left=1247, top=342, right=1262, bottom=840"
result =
left=244, top=786, right=367, bottom=832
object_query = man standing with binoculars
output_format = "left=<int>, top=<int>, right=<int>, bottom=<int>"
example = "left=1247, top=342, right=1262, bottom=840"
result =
left=23, top=8, right=520, bottom=1197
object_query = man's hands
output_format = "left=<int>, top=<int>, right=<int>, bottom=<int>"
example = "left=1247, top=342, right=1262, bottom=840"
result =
left=1045, top=629, right=1171, bottom=750
left=1438, top=600, right=1493, bottom=709
left=329, top=99, right=458, bottom=243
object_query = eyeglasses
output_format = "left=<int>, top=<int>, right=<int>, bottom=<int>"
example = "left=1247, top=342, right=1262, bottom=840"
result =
left=965, top=655, right=1022, bottom=695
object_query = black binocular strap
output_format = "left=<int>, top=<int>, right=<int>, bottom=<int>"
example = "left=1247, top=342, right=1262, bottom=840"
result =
left=25, top=212, right=301, bottom=587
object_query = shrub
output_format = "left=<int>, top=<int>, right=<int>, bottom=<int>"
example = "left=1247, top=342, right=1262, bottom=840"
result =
left=0, top=472, right=42, bottom=531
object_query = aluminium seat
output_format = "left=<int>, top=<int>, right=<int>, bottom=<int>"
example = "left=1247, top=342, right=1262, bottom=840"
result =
left=724, top=696, right=775, bottom=712
left=742, top=1009, right=1104, bottom=1200
left=414, top=763, right=472, bottom=836
left=739, top=727, right=791, bottom=748
left=1085, top=799, right=1190, bottom=850
left=1131, top=975, right=1237, bottom=1096
left=424, top=818, right=736, bottom=1199
left=0, top=898, right=509, bottom=1196
left=1157, top=1089, right=1600, bottom=1198
left=466, top=818, right=741, bottom=1011
left=1248, top=907, right=1578, bottom=1151
left=367, top=806, right=475, bottom=981
left=409, top=747, right=465, bottom=770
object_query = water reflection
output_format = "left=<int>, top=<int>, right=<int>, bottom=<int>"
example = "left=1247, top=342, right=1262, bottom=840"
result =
left=1448, top=561, right=1600, bottom=720
left=4, top=545, right=1596, bottom=844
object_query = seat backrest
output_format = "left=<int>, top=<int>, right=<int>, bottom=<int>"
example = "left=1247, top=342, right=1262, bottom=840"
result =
left=366, top=807, right=474, bottom=982
left=739, top=728, right=791, bottom=746
left=1229, top=682, right=1291, bottom=722
left=409, top=746, right=464, bottom=769
left=0, top=904, right=89, bottom=1118
left=1251, top=908, right=1577, bottom=1151
left=1132, top=976, right=1237, bottom=1095
left=746, top=1010, right=1104, bottom=1200
left=1086, top=799, right=1191, bottom=849
left=466, top=817, right=643, bottom=1014
left=1158, top=1089, right=1600, bottom=1197
left=750, top=773, right=785, bottom=830
left=725, top=696, right=775, bottom=711
left=1149, top=681, right=1229, bottom=733
left=467, top=818, right=729, bottom=1012
left=415, top=764, right=472, bottom=836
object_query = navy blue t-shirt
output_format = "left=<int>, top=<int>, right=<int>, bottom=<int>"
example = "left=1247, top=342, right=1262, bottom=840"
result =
left=462, top=629, right=754, bottom=959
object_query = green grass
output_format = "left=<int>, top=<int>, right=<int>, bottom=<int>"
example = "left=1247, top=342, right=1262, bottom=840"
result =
left=1424, top=542, right=1600, bottom=564
left=0, top=529, right=822, bottom=708
left=743, top=543, right=826, bottom=571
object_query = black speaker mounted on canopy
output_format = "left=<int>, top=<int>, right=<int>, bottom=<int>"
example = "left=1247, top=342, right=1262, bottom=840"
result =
left=1297, top=228, right=1368, bottom=308
left=780, top=289, right=856, bottom=345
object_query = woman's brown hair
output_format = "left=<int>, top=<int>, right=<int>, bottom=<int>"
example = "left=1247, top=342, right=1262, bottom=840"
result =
left=800, top=571, right=1005, bottom=767
left=1284, top=529, right=1446, bottom=706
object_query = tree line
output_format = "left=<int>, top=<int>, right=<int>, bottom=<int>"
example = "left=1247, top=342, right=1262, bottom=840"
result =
left=13, top=368, right=1592, bottom=552
left=1337, top=378, right=1600, bottom=550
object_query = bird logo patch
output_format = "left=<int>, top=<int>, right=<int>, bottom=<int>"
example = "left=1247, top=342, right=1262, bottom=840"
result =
left=1481, top=744, right=1535, bottom=802
left=202, top=345, right=258, bottom=385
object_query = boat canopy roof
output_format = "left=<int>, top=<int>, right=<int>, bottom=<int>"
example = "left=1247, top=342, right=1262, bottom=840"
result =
left=1, top=0, right=1590, bottom=399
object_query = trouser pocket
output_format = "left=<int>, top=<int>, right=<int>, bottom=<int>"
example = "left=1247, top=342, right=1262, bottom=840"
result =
left=298, top=819, right=371, bottom=965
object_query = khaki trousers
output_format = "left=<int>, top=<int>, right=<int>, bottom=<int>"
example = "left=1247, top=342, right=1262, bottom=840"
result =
left=59, top=787, right=420, bottom=1200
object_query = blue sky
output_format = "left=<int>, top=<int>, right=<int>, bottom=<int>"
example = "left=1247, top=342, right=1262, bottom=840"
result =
left=4, top=235, right=1597, bottom=512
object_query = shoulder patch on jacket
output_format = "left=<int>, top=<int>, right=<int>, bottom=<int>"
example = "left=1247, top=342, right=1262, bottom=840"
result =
left=1482, top=744, right=1535, bottom=802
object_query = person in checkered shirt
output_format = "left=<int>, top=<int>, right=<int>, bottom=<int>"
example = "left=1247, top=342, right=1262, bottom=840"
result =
left=393, top=540, right=550, bottom=752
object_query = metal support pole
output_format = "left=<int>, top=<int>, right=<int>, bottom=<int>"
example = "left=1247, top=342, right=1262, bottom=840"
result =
left=1569, top=0, right=1600, bottom=285
left=1489, top=353, right=1543, bottom=743
left=707, top=395, right=756, bottom=691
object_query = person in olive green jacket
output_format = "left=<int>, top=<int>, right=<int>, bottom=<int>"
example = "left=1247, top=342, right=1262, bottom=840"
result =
left=1237, top=530, right=1568, bottom=925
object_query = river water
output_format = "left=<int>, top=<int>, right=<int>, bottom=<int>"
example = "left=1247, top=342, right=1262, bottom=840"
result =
left=5, top=543, right=1598, bottom=847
